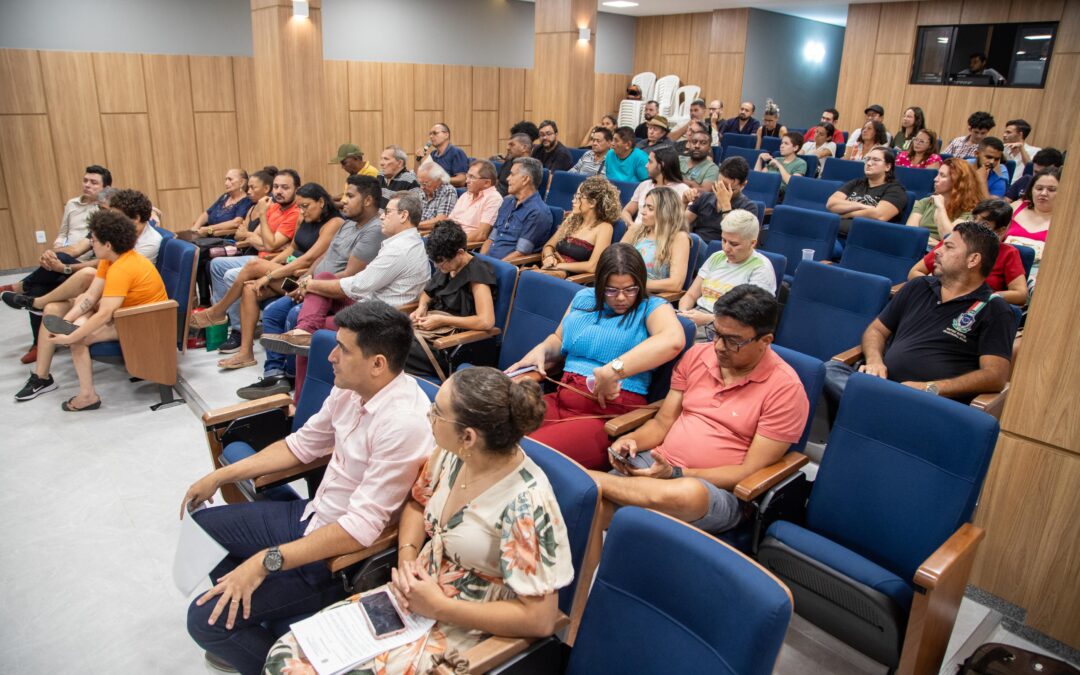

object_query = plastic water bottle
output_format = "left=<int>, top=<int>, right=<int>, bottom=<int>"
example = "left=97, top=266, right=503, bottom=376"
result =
left=586, top=374, right=621, bottom=395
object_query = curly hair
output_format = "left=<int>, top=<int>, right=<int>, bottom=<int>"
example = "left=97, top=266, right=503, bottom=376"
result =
left=425, top=220, right=468, bottom=261
left=557, top=175, right=621, bottom=239
left=108, top=189, right=152, bottom=223
left=87, top=209, right=138, bottom=254
left=941, top=158, right=983, bottom=220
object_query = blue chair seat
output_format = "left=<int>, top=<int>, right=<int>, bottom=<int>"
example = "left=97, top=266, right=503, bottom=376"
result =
left=221, top=441, right=302, bottom=501
left=88, top=340, right=123, bottom=359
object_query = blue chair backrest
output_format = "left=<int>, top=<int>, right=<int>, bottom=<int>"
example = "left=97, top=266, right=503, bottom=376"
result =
left=711, top=146, right=723, bottom=164
left=895, top=166, right=937, bottom=199
left=157, top=238, right=197, bottom=347
left=1014, top=244, right=1035, bottom=278
left=492, top=160, right=503, bottom=174
left=497, top=271, right=581, bottom=370
left=546, top=170, right=587, bottom=211
left=761, top=135, right=781, bottom=153
left=152, top=225, right=175, bottom=241
left=722, top=145, right=761, bottom=167
left=683, top=232, right=703, bottom=291
left=610, top=179, right=638, bottom=207
left=474, top=253, right=519, bottom=339
left=612, top=218, right=628, bottom=243
left=455, top=187, right=466, bottom=198
left=762, top=205, right=840, bottom=279
left=547, top=206, right=564, bottom=240
left=520, top=436, right=599, bottom=615
left=839, top=217, right=930, bottom=284
left=721, top=132, right=757, bottom=150
left=781, top=176, right=842, bottom=212
left=568, top=147, right=588, bottom=164
left=771, top=345, right=825, bottom=454
left=700, top=240, right=783, bottom=294
left=835, top=143, right=847, bottom=159
left=807, top=373, right=999, bottom=588
left=900, top=190, right=916, bottom=223
left=745, top=171, right=782, bottom=209
left=797, top=154, right=819, bottom=178
left=567, top=507, right=791, bottom=675
left=821, top=157, right=865, bottom=182
left=775, top=261, right=892, bottom=361
left=753, top=200, right=766, bottom=227
left=1004, top=159, right=1016, bottom=182
left=788, top=127, right=806, bottom=138
left=415, top=376, right=440, bottom=401
left=294, top=329, right=338, bottom=430
left=646, top=314, right=695, bottom=403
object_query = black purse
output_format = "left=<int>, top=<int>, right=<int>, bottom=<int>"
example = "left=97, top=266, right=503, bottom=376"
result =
left=959, top=643, right=1080, bottom=675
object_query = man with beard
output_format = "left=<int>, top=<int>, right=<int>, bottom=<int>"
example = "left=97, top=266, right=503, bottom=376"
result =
left=531, top=119, right=574, bottom=172
left=678, top=127, right=719, bottom=191
left=717, top=101, right=761, bottom=136
left=635, top=100, right=659, bottom=140
left=497, top=134, right=533, bottom=196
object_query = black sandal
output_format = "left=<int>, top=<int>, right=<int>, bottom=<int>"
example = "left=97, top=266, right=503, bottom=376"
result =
left=61, top=397, right=101, bottom=412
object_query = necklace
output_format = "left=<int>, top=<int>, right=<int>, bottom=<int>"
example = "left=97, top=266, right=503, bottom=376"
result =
left=457, top=449, right=520, bottom=492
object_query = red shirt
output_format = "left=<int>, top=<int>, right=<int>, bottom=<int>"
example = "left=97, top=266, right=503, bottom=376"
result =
left=259, top=202, right=300, bottom=258
left=654, top=344, right=808, bottom=470
left=803, top=126, right=845, bottom=145
left=922, top=242, right=1026, bottom=291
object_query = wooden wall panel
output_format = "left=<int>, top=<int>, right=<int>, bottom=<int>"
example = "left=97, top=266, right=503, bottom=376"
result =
left=874, top=2, right=919, bottom=54
left=834, top=3, right=881, bottom=129
left=1035, top=53, right=1080, bottom=150
left=349, top=111, right=384, bottom=168
left=661, top=14, right=694, bottom=55
left=39, top=51, right=107, bottom=195
left=324, top=60, right=350, bottom=157
left=101, top=114, right=157, bottom=204
left=381, top=63, right=415, bottom=152
left=0, top=210, right=19, bottom=269
left=232, top=57, right=263, bottom=173
left=1008, top=0, right=1065, bottom=21
left=523, top=69, right=533, bottom=113
left=443, top=66, right=473, bottom=147
left=194, top=112, right=241, bottom=207
left=0, top=116, right=63, bottom=264
left=710, top=8, right=749, bottom=51
left=705, top=53, right=745, bottom=117
left=155, top=188, right=204, bottom=232
left=592, top=73, right=625, bottom=122
left=938, top=86, right=990, bottom=146
left=960, top=0, right=1012, bottom=23
left=869, top=54, right=913, bottom=132
left=991, top=88, right=1045, bottom=140
left=0, top=49, right=46, bottom=114
left=143, top=55, right=199, bottom=190
left=917, top=0, right=962, bottom=24
left=686, top=13, right=712, bottom=87
left=904, top=84, right=951, bottom=137
left=659, top=54, right=690, bottom=83
left=0, top=158, right=7, bottom=210
left=414, top=111, right=445, bottom=157
left=472, top=67, right=499, bottom=111
left=471, top=110, right=499, bottom=162
left=189, top=56, right=235, bottom=112
left=92, top=52, right=147, bottom=113
left=348, top=61, right=382, bottom=111
left=634, top=17, right=663, bottom=75
left=497, top=68, right=526, bottom=139
left=1055, top=0, right=1080, bottom=53
left=413, top=64, right=444, bottom=111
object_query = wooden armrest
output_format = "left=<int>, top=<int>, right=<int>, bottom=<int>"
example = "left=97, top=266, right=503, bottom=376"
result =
left=603, top=402, right=661, bottom=436
left=466, top=240, right=484, bottom=251
left=113, top=299, right=177, bottom=319
left=832, top=345, right=863, bottom=365
left=820, top=260, right=833, bottom=265
left=733, top=452, right=809, bottom=501
left=511, top=370, right=545, bottom=384
left=432, top=614, right=571, bottom=675
left=656, top=290, right=685, bottom=302
left=764, top=207, right=773, bottom=217
left=431, top=328, right=501, bottom=350
left=327, top=527, right=400, bottom=574
left=890, top=281, right=904, bottom=296
left=567, top=272, right=595, bottom=285
left=254, top=456, right=329, bottom=489
left=202, top=393, right=294, bottom=427
left=505, top=253, right=543, bottom=266
left=914, top=523, right=984, bottom=591
left=397, top=301, right=419, bottom=314
left=970, top=383, right=1009, bottom=420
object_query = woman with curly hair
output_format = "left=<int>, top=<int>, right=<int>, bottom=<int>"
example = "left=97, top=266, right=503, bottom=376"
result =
left=906, top=157, right=983, bottom=241
left=845, top=120, right=889, bottom=160
left=538, top=175, right=620, bottom=278
left=623, top=185, right=691, bottom=293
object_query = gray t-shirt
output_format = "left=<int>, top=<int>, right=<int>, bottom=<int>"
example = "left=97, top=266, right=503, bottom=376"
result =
left=313, top=215, right=385, bottom=276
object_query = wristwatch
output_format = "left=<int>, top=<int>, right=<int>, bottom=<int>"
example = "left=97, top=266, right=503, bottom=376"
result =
left=262, top=546, right=284, bottom=573
left=63, top=265, right=72, bottom=275
left=610, top=358, right=625, bottom=377
left=924, top=382, right=940, bottom=396
left=670, top=466, right=683, bottom=479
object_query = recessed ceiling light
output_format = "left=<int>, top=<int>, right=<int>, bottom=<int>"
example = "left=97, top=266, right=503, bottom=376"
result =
left=1024, top=34, right=1052, bottom=40
left=1016, top=51, right=1026, bottom=55
left=602, top=1, right=640, bottom=8
left=936, top=37, right=949, bottom=43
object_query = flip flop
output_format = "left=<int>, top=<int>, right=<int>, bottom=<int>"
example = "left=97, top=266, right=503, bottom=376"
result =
left=190, top=310, right=230, bottom=329
left=218, top=357, right=257, bottom=370
left=44, top=315, right=79, bottom=335
left=62, top=396, right=102, bottom=412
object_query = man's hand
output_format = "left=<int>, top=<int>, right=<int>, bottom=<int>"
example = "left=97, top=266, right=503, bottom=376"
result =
left=679, top=308, right=715, bottom=326
left=41, top=250, right=65, bottom=272
left=628, top=450, right=675, bottom=479
left=858, top=362, right=888, bottom=379
left=195, top=554, right=269, bottom=629
left=46, top=332, right=76, bottom=346
left=759, top=152, right=774, bottom=166
left=609, top=437, right=638, bottom=475
left=682, top=187, right=699, bottom=205
left=181, top=473, right=220, bottom=519
left=713, top=179, right=734, bottom=211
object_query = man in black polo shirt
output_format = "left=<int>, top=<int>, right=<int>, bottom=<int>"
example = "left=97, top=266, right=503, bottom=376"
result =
left=823, top=221, right=1015, bottom=416
left=686, top=156, right=759, bottom=244
left=531, top=119, right=574, bottom=172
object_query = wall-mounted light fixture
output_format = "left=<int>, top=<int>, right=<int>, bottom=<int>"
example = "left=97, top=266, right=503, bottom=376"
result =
left=578, top=28, right=591, bottom=42
left=803, top=40, right=826, bottom=64
left=292, top=0, right=309, bottom=18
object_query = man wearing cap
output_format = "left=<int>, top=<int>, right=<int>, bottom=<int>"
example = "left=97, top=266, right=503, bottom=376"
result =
left=636, top=115, right=675, bottom=154
left=717, top=102, right=760, bottom=136
left=635, top=100, right=660, bottom=140
left=852, top=105, right=892, bottom=144
left=332, top=144, right=377, bottom=207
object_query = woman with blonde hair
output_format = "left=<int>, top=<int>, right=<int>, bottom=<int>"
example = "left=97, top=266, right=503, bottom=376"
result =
left=539, top=175, right=619, bottom=278
left=624, top=185, right=691, bottom=293
left=907, top=158, right=983, bottom=241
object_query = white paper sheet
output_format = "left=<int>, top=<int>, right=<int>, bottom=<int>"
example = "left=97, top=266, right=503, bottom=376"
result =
left=172, top=505, right=229, bottom=595
left=290, top=597, right=436, bottom=675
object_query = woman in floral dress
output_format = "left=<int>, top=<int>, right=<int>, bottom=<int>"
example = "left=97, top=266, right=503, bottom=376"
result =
left=264, top=367, right=573, bottom=675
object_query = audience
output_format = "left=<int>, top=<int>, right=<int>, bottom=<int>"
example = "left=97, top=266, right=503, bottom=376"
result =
left=378, top=145, right=421, bottom=207
left=510, top=243, right=685, bottom=469
left=688, top=157, right=758, bottom=244
left=803, top=108, right=845, bottom=146
left=578, top=114, right=618, bottom=147
left=754, top=100, right=787, bottom=149
left=845, top=120, right=888, bottom=160
left=1005, top=167, right=1058, bottom=266
left=824, top=221, right=1014, bottom=415
left=679, top=210, right=776, bottom=340
left=189, top=169, right=253, bottom=237
left=906, top=158, right=983, bottom=242
left=1001, top=119, right=1040, bottom=182
left=183, top=301, right=434, bottom=674
left=827, top=147, right=908, bottom=230
left=634, top=100, right=660, bottom=140
left=755, top=131, right=807, bottom=196
left=718, top=101, right=760, bottom=136
left=799, top=123, right=838, bottom=165
left=482, top=157, right=553, bottom=261
left=605, top=126, right=650, bottom=183
left=970, top=137, right=1008, bottom=197
left=496, top=134, right=533, bottom=196
left=679, top=126, right=719, bottom=190
left=1005, top=147, right=1063, bottom=202
left=625, top=186, right=692, bottom=294
left=943, top=111, right=996, bottom=159
left=669, top=98, right=711, bottom=143
left=623, top=147, right=690, bottom=225
left=569, top=126, right=612, bottom=176
left=447, top=159, right=504, bottom=244
left=890, top=107, right=926, bottom=153
left=597, top=285, right=808, bottom=534
left=538, top=175, right=619, bottom=278
left=851, top=104, right=891, bottom=144
left=331, top=143, right=378, bottom=182
left=909, top=199, right=1028, bottom=306
left=896, top=128, right=943, bottom=169
left=15, top=210, right=167, bottom=409
left=415, top=123, right=468, bottom=187
left=636, top=115, right=675, bottom=154
left=232, top=166, right=276, bottom=255
left=531, top=119, right=574, bottom=172
left=416, top=161, right=459, bottom=232
left=707, top=100, right=724, bottom=145
left=53, top=164, right=111, bottom=250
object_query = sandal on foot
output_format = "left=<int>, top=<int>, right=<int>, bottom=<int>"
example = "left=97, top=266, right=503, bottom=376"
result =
left=191, top=309, right=229, bottom=329
left=218, top=357, right=257, bottom=370
left=62, top=396, right=101, bottom=412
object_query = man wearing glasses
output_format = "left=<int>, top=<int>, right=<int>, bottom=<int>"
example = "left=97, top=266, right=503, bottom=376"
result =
left=415, top=122, right=468, bottom=187
left=447, top=160, right=504, bottom=244
left=596, top=284, right=808, bottom=535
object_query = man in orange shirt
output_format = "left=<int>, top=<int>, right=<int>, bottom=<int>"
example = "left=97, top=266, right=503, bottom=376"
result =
left=15, top=210, right=167, bottom=410
left=594, top=285, right=808, bottom=534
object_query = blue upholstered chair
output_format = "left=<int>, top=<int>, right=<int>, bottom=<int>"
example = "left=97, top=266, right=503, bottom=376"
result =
left=655, top=232, right=703, bottom=302
left=722, top=144, right=762, bottom=167
left=568, top=147, right=587, bottom=164
left=745, top=170, right=782, bottom=209
left=797, top=153, right=819, bottom=178
left=761, top=135, right=781, bottom=153
left=895, top=165, right=937, bottom=199
left=839, top=217, right=930, bottom=284
left=758, top=373, right=999, bottom=672
left=1014, top=244, right=1035, bottom=278
left=781, top=175, right=843, bottom=212
left=484, top=270, right=582, bottom=371
left=546, top=170, right=587, bottom=211
left=774, top=261, right=892, bottom=361
left=821, top=157, right=867, bottom=182
left=721, top=132, right=757, bottom=150
left=610, top=179, right=638, bottom=207
left=762, top=205, right=841, bottom=282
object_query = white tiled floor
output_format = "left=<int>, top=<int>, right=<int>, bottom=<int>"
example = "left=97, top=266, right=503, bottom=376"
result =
left=0, top=270, right=1073, bottom=674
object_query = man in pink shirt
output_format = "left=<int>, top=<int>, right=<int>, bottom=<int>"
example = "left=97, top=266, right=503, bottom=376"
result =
left=447, top=159, right=504, bottom=244
left=181, top=300, right=433, bottom=673
left=595, top=285, right=808, bottom=534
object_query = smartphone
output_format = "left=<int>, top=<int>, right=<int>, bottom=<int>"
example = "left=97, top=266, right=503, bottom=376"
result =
left=608, top=446, right=651, bottom=470
left=504, top=365, right=539, bottom=378
left=280, top=277, right=300, bottom=293
left=359, top=589, right=407, bottom=638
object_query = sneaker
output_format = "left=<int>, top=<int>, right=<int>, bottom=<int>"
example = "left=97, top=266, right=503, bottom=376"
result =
left=259, top=332, right=312, bottom=356
left=15, top=373, right=57, bottom=401
left=1, top=291, right=35, bottom=311
left=203, top=651, right=239, bottom=673
left=236, top=375, right=293, bottom=400
left=19, top=345, right=37, bottom=364
left=217, top=331, right=243, bottom=354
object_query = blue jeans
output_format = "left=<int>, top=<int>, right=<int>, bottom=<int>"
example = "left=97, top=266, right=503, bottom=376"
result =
left=823, top=360, right=856, bottom=425
left=261, top=296, right=299, bottom=378
left=187, top=500, right=346, bottom=675
left=209, top=256, right=253, bottom=332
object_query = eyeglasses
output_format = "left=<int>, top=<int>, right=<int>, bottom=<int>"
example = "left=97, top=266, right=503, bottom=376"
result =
left=864, top=157, right=886, bottom=165
left=465, top=174, right=484, bottom=181
left=705, top=326, right=762, bottom=352
left=427, top=401, right=464, bottom=427
left=604, top=286, right=640, bottom=298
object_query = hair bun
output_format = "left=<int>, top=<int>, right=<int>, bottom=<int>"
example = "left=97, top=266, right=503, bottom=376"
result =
left=508, top=378, right=546, bottom=436
left=262, top=165, right=280, bottom=176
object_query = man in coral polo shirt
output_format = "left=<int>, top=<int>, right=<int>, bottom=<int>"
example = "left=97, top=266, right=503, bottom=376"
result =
left=594, top=284, right=808, bottom=534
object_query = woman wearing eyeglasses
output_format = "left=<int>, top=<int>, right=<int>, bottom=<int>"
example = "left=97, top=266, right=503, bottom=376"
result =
left=505, top=243, right=686, bottom=470
left=826, top=146, right=909, bottom=231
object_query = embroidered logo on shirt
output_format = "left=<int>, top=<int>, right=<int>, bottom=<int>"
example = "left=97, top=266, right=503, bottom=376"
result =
left=944, top=300, right=987, bottom=341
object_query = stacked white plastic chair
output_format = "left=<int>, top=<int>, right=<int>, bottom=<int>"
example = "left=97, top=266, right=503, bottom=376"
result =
left=617, top=99, right=645, bottom=128
left=631, top=71, right=656, bottom=101
left=654, top=74, right=680, bottom=117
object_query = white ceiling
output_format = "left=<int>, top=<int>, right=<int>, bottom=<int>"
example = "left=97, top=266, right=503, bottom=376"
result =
left=591, top=0, right=913, bottom=27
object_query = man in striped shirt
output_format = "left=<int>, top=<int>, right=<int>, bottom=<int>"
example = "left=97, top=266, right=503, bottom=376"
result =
left=569, top=127, right=612, bottom=177
left=377, top=145, right=421, bottom=208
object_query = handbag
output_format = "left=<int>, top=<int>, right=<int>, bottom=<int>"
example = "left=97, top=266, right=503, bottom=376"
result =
left=412, top=310, right=457, bottom=340
left=958, top=643, right=1080, bottom=674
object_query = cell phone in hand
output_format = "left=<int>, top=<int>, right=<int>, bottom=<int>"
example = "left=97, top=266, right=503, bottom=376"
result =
left=608, top=446, right=650, bottom=470
left=505, top=365, right=539, bottom=378
left=280, top=277, right=300, bottom=293
left=359, top=589, right=407, bottom=638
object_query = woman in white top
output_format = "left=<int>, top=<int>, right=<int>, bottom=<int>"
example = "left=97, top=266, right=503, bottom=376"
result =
left=799, top=123, right=838, bottom=175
